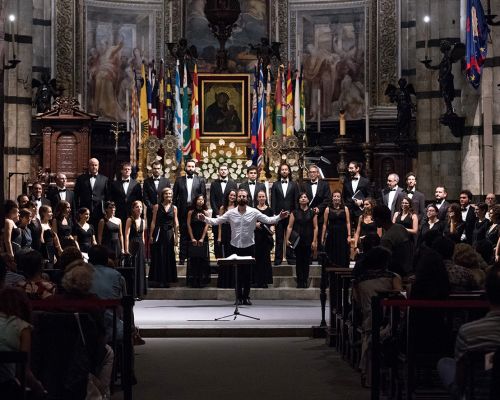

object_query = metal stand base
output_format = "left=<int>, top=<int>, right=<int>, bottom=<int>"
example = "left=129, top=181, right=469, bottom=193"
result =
left=214, top=304, right=260, bottom=321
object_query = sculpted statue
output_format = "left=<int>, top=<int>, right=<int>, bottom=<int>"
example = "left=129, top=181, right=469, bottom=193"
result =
left=248, top=37, right=281, bottom=68
left=385, top=78, right=415, bottom=137
left=32, top=72, right=63, bottom=113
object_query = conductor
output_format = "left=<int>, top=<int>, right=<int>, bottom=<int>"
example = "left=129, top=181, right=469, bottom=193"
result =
left=199, top=189, right=289, bottom=305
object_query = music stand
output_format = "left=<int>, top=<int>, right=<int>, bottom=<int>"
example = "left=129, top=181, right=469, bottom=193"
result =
left=214, top=257, right=260, bottom=321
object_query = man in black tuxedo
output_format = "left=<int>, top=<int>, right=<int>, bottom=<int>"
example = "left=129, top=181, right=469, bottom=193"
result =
left=381, top=173, right=404, bottom=217
left=210, top=163, right=238, bottom=257
left=271, top=163, right=299, bottom=265
left=109, top=162, right=143, bottom=228
left=74, top=158, right=109, bottom=228
left=30, top=182, right=51, bottom=217
left=403, top=172, right=426, bottom=223
left=47, top=173, right=75, bottom=218
left=435, top=186, right=450, bottom=222
left=143, top=161, right=171, bottom=227
left=302, top=164, right=331, bottom=251
left=459, top=190, right=477, bottom=244
left=239, top=165, right=266, bottom=207
left=343, top=161, right=371, bottom=229
left=173, top=159, right=207, bottom=264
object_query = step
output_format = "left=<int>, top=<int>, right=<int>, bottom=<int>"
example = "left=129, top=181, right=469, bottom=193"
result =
left=166, top=275, right=322, bottom=288
left=145, top=287, right=322, bottom=301
left=173, top=264, right=323, bottom=277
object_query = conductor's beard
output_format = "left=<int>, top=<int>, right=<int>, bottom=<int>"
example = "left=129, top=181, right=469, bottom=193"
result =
left=237, top=198, right=248, bottom=206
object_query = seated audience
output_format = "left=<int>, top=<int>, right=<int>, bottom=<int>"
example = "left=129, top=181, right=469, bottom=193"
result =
left=16, top=250, right=55, bottom=299
left=453, top=243, right=487, bottom=289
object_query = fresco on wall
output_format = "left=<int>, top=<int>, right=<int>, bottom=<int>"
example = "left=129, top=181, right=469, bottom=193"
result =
left=299, top=7, right=365, bottom=121
left=184, top=0, right=269, bottom=73
left=85, top=2, right=158, bottom=121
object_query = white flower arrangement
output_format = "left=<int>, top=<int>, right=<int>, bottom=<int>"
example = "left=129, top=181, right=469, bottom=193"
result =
left=199, top=141, right=248, bottom=180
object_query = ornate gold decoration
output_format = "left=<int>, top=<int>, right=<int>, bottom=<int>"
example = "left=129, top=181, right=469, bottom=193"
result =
left=52, top=97, right=79, bottom=114
left=56, top=0, right=75, bottom=96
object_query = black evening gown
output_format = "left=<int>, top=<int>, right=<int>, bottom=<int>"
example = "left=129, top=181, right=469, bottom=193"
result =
left=395, top=212, right=415, bottom=262
left=254, top=207, right=274, bottom=287
left=41, top=228, right=56, bottom=266
left=359, top=219, right=377, bottom=237
left=149, top=205, right=177, bottom=287
left=217, top=216, right=235, bottom=288
left=56, top=219, right=73, bottom=240
left=101, top=220, right=122, bottom=260
left=130, top=219, right=147, bottom=296
left=74, top=224, right=95, bottom=253
left=186, top=213, right=210, bottom=288
left=325, top=207, right=350, bottom=268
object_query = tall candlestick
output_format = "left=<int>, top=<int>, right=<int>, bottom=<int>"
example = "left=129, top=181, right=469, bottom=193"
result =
left=126, top=91, right=130, bottom=131
left=339, top=109, right=346, bottom=136
left=365, top=92, right=370, bottom=143
left=423, top=15, right=430, bottom=60
left=8, top=15, right=15, bottom=58
left=275, top=0, right=279, bottom=42
left=317, top=88, right=321, bottom=133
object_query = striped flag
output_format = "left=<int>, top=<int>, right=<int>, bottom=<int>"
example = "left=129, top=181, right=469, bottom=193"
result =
left=250, top=67, right=259, bottom=163
left=182, top=63, right=191, bottom=157
left=257, top=65, right=265, bottom=166
left=174, top=60, right=183, bottom=163
left=294, top=68, right=301, bottom=132
left=139, top=62, right=149, bottom=145
left=465, top=0, right=489, bottom=88
left=130, top=82, right=139, bottom=167
left=285, top=64, right=294, bottom=136
left=165, top=67, right=173, bottom=134
left=147, top=64, right=156, bottom=136
left=281, top=67, right=286, bottom=135
left=190, top=64, right=201, bottom=161
left=264, top=65, right=273, bottom=140
left=300, top=68, right=306, bottom=131
left=158, top=60, right=165, bottom=138
left=274, top=65, right=283, bottom=136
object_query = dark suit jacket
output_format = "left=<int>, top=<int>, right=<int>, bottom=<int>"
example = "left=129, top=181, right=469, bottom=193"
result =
left=462, top=206, right=477, bottom=244
left=381, top=187, right=404, bottom=216
left=271, top=179, right=299, bottom=214
left=302, top=180, right=331, bottom=223
left=173, top=175, right=207, bottom=219
left=143, top=176, right=171, bottom=221
left=30, top=195, right=51, bottom=208
left=47, top=187, right=75, bottom=214
left=74, top=174, right=109, bottom=215
left=28, top=218, right=42, bottom=252
left=436, top=200, right=450, bottom=222
left=210, top=179, right=238, bottom=217
left=239, top=181, right=267, bottom=208
left=403, top=189, right=426, bottom=222
left=109, top=178, right=143, bottom=222
left=343, top=176, right=371, bottom=218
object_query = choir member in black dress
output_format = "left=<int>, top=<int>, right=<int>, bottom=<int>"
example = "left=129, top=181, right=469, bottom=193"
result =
left=353, top=198, right=380, bottom=253
left=51, top=200, right=76, bottom=249
left=393, top=196, right=419, bottom=237
left=443, top=203, right=465, bottom=243
left=97, top=201, right=124, bottom=265
left=149, top=187, right=179, bottom=288
left=27, top=201, right=42, bottom=253
left=39, top=205, right=62, bottom=267
left=472, top=203, right=490, bottom=245
left=322, top=190, right=351, bottom=268
left=186, top=195, right=210, bottom=288
left=486, top=205, right=500, bottom=248
left=216, top=189, right=237, bottom=288
left=74, top=207, right=97, bottom=254
left=254, top=190, right=275, bottom=288
left=125, top=201, right=147, bottom=298
left=286, top=192, right=318, bottom=288
left=3, top=200, right=20, bottom=261
left=417, top=204, right=444, bottom=247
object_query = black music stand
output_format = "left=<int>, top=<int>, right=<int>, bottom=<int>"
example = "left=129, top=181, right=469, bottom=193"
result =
left=215, top=257, right=260, bottom=321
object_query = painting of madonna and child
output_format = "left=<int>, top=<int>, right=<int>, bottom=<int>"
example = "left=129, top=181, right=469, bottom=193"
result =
left=299, top=7, right=366, bottom=122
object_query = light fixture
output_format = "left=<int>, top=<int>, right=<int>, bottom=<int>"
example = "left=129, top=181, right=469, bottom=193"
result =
left=423, top=15, right=430, bottom=23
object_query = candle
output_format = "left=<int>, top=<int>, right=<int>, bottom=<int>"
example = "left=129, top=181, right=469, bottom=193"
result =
left=423, top=15, right=430, bottom=60
left=8, top=14, right=15, bottom=58
left=339, top=110, right=346, bottom=136
left=317, top=87, right=321, bottom=133
left=275, top=0, right=279, bottom=42
left=169, top=1, right=173, bottom=42
left=365, top=92, right=370, bottom=143
left=77, top=93, right=82, bottom=107
left=126, top=91, right=130, bottom=131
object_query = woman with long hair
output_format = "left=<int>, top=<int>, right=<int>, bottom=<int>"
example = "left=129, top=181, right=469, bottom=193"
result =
left=322, top=190, right=351, bottom=268
left=186, top=195, right=210, bottom=288
left=124, top=201, right=147, bottom=298
left=444, top=203, right=465, bottom=243
left=254, top=189, right=275, bottom=288
left=353, top=197, right=381, bottom=253
left=74, top=207, right=97, bottom=254
left=3, top=200, right=20, bottom=261
left=97, top=201, right=124, bottom=263
left=286, top=192, right=318, bottom=288
left=149, top=187, right=178, bottom=288
left=39, top=205, right=62, bottom=266
left=393, top=196, right=419, bottom=236
left=52, top=200, right=76, bottom=249
left=417, top=204, right=443, bottom=247
left=217, top=189, right=237, bottom=288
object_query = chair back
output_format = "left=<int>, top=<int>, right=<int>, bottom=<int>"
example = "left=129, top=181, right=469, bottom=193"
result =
left=463, top=349, right=499, bottom=400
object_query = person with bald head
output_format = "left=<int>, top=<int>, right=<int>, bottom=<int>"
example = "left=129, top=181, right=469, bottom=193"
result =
left=381, top=173, right=404, bottom=217
left=47, top=172, right=75, bottom=219
left=74, top=158, right=109, bottom=228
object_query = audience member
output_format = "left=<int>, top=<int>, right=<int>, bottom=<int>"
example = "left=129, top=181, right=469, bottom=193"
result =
left=453, top=243, right=486, bottom=288
left=16, top=250, right=56, bottom=299
left=411, top=249, right=450, bottom=299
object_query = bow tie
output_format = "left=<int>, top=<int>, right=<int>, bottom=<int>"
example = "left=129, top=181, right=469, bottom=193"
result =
left=351, top=177, right=359, bottom=181
left=405, top=189, right=414, bottom=193
left=389, top=188, right=396, bottom=192
left=90, top=175, right=97, bottom=179
left=122, top=179, right=130, bottom=183
left=220, top=179, right=227, bottom=183
left=461, top=207, right=467, bottom=211
left=35, top=198, right=41, bottom=202
left=153, top=178, right=160, bottom=182
left=249, top=181, right=255, bottom=185
left=58, top=189, right=66, bottom=193
left=187, top=175, right=193, bottom=179
left=311, top=181, right=318, bottom=185
left=281, top=180, right=288, bottom=184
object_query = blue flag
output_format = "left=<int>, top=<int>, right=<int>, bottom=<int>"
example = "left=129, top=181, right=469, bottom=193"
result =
left=465, top=0, right=489, bottom=89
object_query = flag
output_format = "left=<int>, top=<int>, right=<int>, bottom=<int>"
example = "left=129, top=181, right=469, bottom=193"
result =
left=285, top=64, right=294, bottom=136
left=300, top=68, right=306, bottom=131
left=281, top=67, right=286, bottom=135
left=294, top=68, right=301, bottom=132
left=465, top=0, right=489, bottom=89
left=139, top=62, right=149, bottom=145
left=158, top=60, right=165, bottom=138
left=182, top=63, right=191, bottom=157
left=174, top=60, right=183, bottom=163
left=165, top=67, right=174, bottom=134
left=130, top=82, right=139, bottom=167
left=256, top=65, right=265, bottom=166
left=190, top=64, right=201, bottom=161
left=274, top=65, right=283, bottom=136
left=250, top=67, right=259, bottom=164
left=265, top=65, right=273, bottom=140
left=147, top=63, right=156, bottom=136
